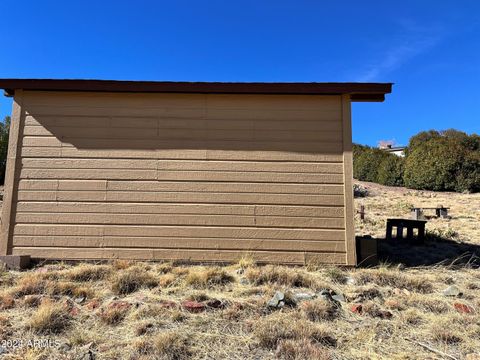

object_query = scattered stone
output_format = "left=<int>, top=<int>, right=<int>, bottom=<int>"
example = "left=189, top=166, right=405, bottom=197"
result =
left=376, top=310, right=393, bottom=319
left=0, top=346, right=7, bottom=355
left=85, top=299, right=100, bottom=311
left=384, top=299, right=401, bottom=310
left=74, top=295, right=86, bottom=304
left=267, top=291, right=286, bottom=309
left=206, top=299, right=224, bottom=309
left=453, top=302, right=475, bottom=314
left=293, top=292, right=316, bottom=302
left=318, top=289, right=344, bottom=306
left=346, top=276, right=356, bottom=285
left=182, top=300, right=206, bottom=313
left=266, top=291, right=297, bottom=309
left=443, top=285, right=462, bottom=297
left=76, top=342, right=96, bottom=360
left=239, top=278, right=249, bottom=285
left=58, top=343, right=72, bottom=352
left=69, top=307, right=80, bottom=317
left=331, top=293, right=346, bottom=303
left=350, top=304, right=363, bottom=314
left=107, top=301, right=132, bottom=311
left=77, top=350, right=95, bottom=360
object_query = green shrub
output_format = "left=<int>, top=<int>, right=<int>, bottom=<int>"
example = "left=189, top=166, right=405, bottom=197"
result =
left=377, top=155, right=405, bottom=186
left=353, top=145, right=389, bottom=183
left=353, top=143, right=402, bottom=186
left=403, top=130, right=480, bottom=192
left=403, top=137, right=461, bottom=191
left=456, top=151, right=480, bottom=193
left=0, top=116, right=10, bottom=185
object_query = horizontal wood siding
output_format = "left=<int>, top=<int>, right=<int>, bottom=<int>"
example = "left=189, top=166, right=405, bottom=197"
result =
left=12, top=91, right=348, bottom=264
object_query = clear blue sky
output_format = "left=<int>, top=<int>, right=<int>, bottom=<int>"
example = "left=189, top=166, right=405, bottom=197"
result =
left=0, top=1, right=479, bottom=146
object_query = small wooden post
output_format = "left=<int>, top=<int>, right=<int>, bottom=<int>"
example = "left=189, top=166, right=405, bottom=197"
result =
left=359, top=205, right=365, bottom=221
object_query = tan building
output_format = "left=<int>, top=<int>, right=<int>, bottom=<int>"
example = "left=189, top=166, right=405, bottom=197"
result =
left=0, top=79, right=391, bottom=265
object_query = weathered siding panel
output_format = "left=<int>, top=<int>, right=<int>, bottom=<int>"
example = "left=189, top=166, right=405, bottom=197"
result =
left=9, top=91, right=349, bottom=264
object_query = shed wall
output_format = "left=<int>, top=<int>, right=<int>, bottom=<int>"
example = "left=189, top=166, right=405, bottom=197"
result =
left=3, top=91, right=353, bottom=264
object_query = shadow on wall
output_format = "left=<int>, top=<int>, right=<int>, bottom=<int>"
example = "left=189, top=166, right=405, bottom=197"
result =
left=30, top=113, right=344, bottom=154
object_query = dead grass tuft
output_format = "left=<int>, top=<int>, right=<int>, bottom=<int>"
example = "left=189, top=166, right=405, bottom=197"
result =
left=99, top=305, right=130, bottom=325
left=354, top=268, right=433, bottom=293
left=400, top=309, right=424, bottom=325
left=65, top=264, right=111, bottom=282
left=185, top=267, right=234, bottom=288
left=158, top=273, right=177, bottom=287
left=110, top=268, right=158, bottom=295
left=275, top=338, right=331, bottom=360
left=27, top=300, right=71, bottom=334
left=301, top=300, right=339, bottom=322
left=237, top=254, right=256, bottom=269
left=254, top=313, right=336, bottom=350
left=324, top=267, right=348, bottom=284
left=45, top=280, right=93, bottom=298
left=186, top=292, right=210, bottom=302
left=245, top=265, right=315, bottom=288
left=134, top=331, right=191, bottom=359
left=12, top=273, right=48, bottom=297
left=135, top=321, right=155, bottom=336
left=431, top=323, right=463, bottom=344
left=0, top=292, right=15, bottom=309
left=156, top=262, right=174, bottom=274
left=405, top=295, right=450, bottom=314
left=112, top=259, right=133, bottom=270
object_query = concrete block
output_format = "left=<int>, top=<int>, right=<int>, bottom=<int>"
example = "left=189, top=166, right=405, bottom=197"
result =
left=356, top=237, right=378, bottom=267
left=0, top=255, right=31, bottom=270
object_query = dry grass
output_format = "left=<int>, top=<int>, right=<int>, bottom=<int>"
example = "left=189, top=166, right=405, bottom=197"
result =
left=98, top=305, right=130, bottom=325
left=185, top=267, right=234, bottom=288
left=354, top=267, right=434, bottom=293
left=134, top=331, right=191, bottom=360
left=254, top=312, right=336, bottom=349
left=275, top=338, right=331, bottom=360
left=245, top=265, right=315, bottom=288
left=0, top=182, right=478, bottom=359
left=65, top=263, right=111, bottom=282
left=27, top=299, right=71, bottom=334
left=300, top=299, right=339, bottom=322
left=110, top=267, right=158, bottom=295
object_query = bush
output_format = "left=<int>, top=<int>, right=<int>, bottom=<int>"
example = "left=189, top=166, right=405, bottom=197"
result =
left=377, top=155, right=405, bottom=186
left=403, top=130, right=480, bottom=192
left=456, top=151, right=480, bottom=193
left=354, top=129, right=479, bottom=193
left=0, top=116, right=10, bottom=185
left=353, top=143, right=403, bottom=186
left=353, top=145, right=389, bottom=183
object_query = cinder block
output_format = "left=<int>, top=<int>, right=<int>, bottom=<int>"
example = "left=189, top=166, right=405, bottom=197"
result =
left=0, top=255, right=31, bottom=270
left=356, top=236, right=378, bottom=267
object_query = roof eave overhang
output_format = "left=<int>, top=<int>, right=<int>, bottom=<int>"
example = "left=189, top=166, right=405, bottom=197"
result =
left=0, top=79, right=392, bottom=102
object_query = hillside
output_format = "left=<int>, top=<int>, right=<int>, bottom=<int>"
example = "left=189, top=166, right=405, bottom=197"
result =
left=0, top=183, right=478, bottom=359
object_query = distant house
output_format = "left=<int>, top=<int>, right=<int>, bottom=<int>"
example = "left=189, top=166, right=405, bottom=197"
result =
left=380, top=144, right=405, bottom=157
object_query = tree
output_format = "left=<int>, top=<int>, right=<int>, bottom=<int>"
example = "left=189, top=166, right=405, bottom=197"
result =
left=377, top=155, right=405, bottom=186
left=0, top=116, right=10, bottom=184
